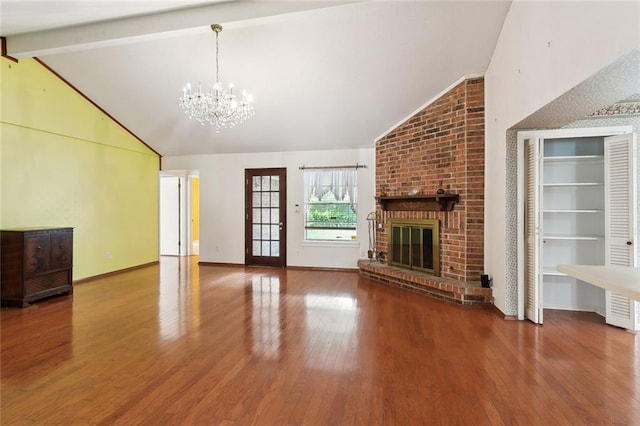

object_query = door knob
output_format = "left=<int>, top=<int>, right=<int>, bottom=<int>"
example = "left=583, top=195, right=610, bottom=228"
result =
left=627, top=241, right=633, bottom=246
left=279, top=222, right=284, bottom=230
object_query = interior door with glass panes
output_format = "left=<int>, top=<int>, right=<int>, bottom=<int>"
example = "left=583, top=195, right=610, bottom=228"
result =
left=245, top=168, right=287, bottom=267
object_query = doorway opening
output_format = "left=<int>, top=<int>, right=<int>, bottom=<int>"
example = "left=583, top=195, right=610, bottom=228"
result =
left=159, top=171, right=199, bottom=257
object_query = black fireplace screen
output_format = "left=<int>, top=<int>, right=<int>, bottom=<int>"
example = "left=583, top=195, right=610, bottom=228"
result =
left=389, top=219, right=439, bottom=275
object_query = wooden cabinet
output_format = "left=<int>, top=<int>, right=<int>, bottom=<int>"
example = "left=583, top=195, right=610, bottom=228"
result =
left=1, top=227, right=73, bottom=307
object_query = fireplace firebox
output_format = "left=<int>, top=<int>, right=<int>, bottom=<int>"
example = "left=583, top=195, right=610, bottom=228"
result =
left=388, top=219, right=440, bottom=276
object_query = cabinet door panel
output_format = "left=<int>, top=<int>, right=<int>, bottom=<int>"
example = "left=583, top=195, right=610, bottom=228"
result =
left=525, top=137, right=543, bottom=324
left=24, top=234, right=50, bottom=276
left=604, top=133, right=638, bottom=331
left=50, top=231, right=72, bottom=269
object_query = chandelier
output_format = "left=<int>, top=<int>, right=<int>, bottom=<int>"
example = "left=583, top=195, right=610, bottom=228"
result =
left=179, top=24, right=254, bottom=132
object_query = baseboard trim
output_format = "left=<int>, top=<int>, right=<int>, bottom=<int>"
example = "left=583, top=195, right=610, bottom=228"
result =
left=74, top=261, right=159, bottom=284
left=198, top=261, right=244, bottom=267
left=198, top=262, right=358, bottom=273
left=287, top=265, right=359, bottom=273
left=491, top=304, right=518, bottom=320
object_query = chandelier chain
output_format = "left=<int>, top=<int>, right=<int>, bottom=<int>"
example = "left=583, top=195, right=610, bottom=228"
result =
left=215, top=29, right=219, bottom=85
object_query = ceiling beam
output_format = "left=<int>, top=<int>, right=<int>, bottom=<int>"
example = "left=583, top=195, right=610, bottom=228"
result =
left=5, top=1, right=356, bottom=58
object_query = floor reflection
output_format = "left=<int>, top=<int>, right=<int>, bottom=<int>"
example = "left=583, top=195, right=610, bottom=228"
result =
left=158, top=256, right=200, bottom=342
left=303, top=293, right=359, bottom=373
left=245, top=274, right=284, bottom=359
left=304, top=294, right=358, bottom=311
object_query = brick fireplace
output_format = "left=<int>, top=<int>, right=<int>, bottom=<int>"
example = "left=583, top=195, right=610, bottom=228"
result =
left=358, top=76, right=491, bottom=305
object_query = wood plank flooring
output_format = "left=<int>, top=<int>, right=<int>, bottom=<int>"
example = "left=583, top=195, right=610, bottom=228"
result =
left=2, top=256, right=639, bottom=425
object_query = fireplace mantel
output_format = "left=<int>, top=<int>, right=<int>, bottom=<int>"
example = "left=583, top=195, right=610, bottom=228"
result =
left=376, top=194, right=459, bottom=211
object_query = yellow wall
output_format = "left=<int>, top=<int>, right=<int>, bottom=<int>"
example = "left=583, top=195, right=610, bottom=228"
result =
left=191, top=177, right=199, bottom=241
left=0, top=58, right=159, bottom=280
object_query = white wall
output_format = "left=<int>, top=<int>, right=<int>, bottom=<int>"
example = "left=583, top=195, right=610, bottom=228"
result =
left=163, top=148, right=375, bottom=269
left=484, top=1, right=640, bottom=314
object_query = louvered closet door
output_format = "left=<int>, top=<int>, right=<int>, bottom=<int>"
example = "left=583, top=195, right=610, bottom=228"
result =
left=525, top=137, right=543, bottom=324
left=604, top=133, right=638, bottom=330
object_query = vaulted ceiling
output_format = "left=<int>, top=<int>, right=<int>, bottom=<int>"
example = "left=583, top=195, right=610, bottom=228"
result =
left=1, top=1, right=512, bottom=156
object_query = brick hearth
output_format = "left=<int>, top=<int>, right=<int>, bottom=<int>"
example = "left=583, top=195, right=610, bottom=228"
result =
left=358, top=260, right=491, bottom=305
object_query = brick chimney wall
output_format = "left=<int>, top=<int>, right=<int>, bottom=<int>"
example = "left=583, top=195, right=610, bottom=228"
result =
left=375, top=77, right=484, bottom=284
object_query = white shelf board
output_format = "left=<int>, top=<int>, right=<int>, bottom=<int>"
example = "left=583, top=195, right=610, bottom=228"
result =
left=543, top=209, right=604, bottom=213
left=558, top=265, right=640, bottom=302
left=542, top=267, right=567, bottom=276
left=543, top=234, right=603, bottom=240
left=543, top=155, right=604, bottom=162
left=543, top=182, right=603, bottom=187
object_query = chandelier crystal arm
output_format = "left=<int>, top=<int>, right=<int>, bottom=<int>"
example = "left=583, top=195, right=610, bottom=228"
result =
left=179, top=23, right=254, bottom=132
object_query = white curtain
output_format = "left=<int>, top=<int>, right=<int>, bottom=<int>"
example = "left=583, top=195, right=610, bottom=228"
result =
left=304, top=168, right=357, bottom=208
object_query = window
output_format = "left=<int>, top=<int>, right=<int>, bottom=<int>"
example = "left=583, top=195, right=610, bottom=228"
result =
left=303, top=168, right=357, bottom=241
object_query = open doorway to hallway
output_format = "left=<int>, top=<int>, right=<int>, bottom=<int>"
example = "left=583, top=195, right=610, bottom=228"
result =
left=159, top=171, right=199, bottom=257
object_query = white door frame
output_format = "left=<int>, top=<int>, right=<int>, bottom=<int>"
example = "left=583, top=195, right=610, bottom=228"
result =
left=159, top=170, right=199, bottom=256
left=516, top=126, right=632, bottom=320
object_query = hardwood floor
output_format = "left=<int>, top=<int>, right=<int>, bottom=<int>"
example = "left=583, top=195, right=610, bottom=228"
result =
left=2, top=257, right=639, bottom=425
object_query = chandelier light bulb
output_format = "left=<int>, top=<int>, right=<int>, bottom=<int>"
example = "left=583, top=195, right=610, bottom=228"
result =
left=179, top=24, right=254, bottom=132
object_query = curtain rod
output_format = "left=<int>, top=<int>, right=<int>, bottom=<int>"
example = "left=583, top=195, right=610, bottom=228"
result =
left=298, top=163, right=367, bottom=170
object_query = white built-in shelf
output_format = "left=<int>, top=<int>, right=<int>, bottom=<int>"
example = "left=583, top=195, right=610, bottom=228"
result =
left=543, top=182, right=603, bottom=187
left=543, top=234, right=603, bottom=240
left=542, top=267, right=567, bottom=276
left=558, top=265, right=640, bottom=302
left=543, top=209, right=604, bottom=214
left=544, top=155, right=604, bottom=162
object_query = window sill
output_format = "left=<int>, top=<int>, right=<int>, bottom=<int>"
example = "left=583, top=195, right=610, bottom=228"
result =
left=302, top=240, right=359, bottom=248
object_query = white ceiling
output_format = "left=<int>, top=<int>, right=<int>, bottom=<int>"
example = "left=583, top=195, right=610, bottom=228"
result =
left=1, top=1, right=512, bottom=156
left=0, top=1, right=225, bottom=36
